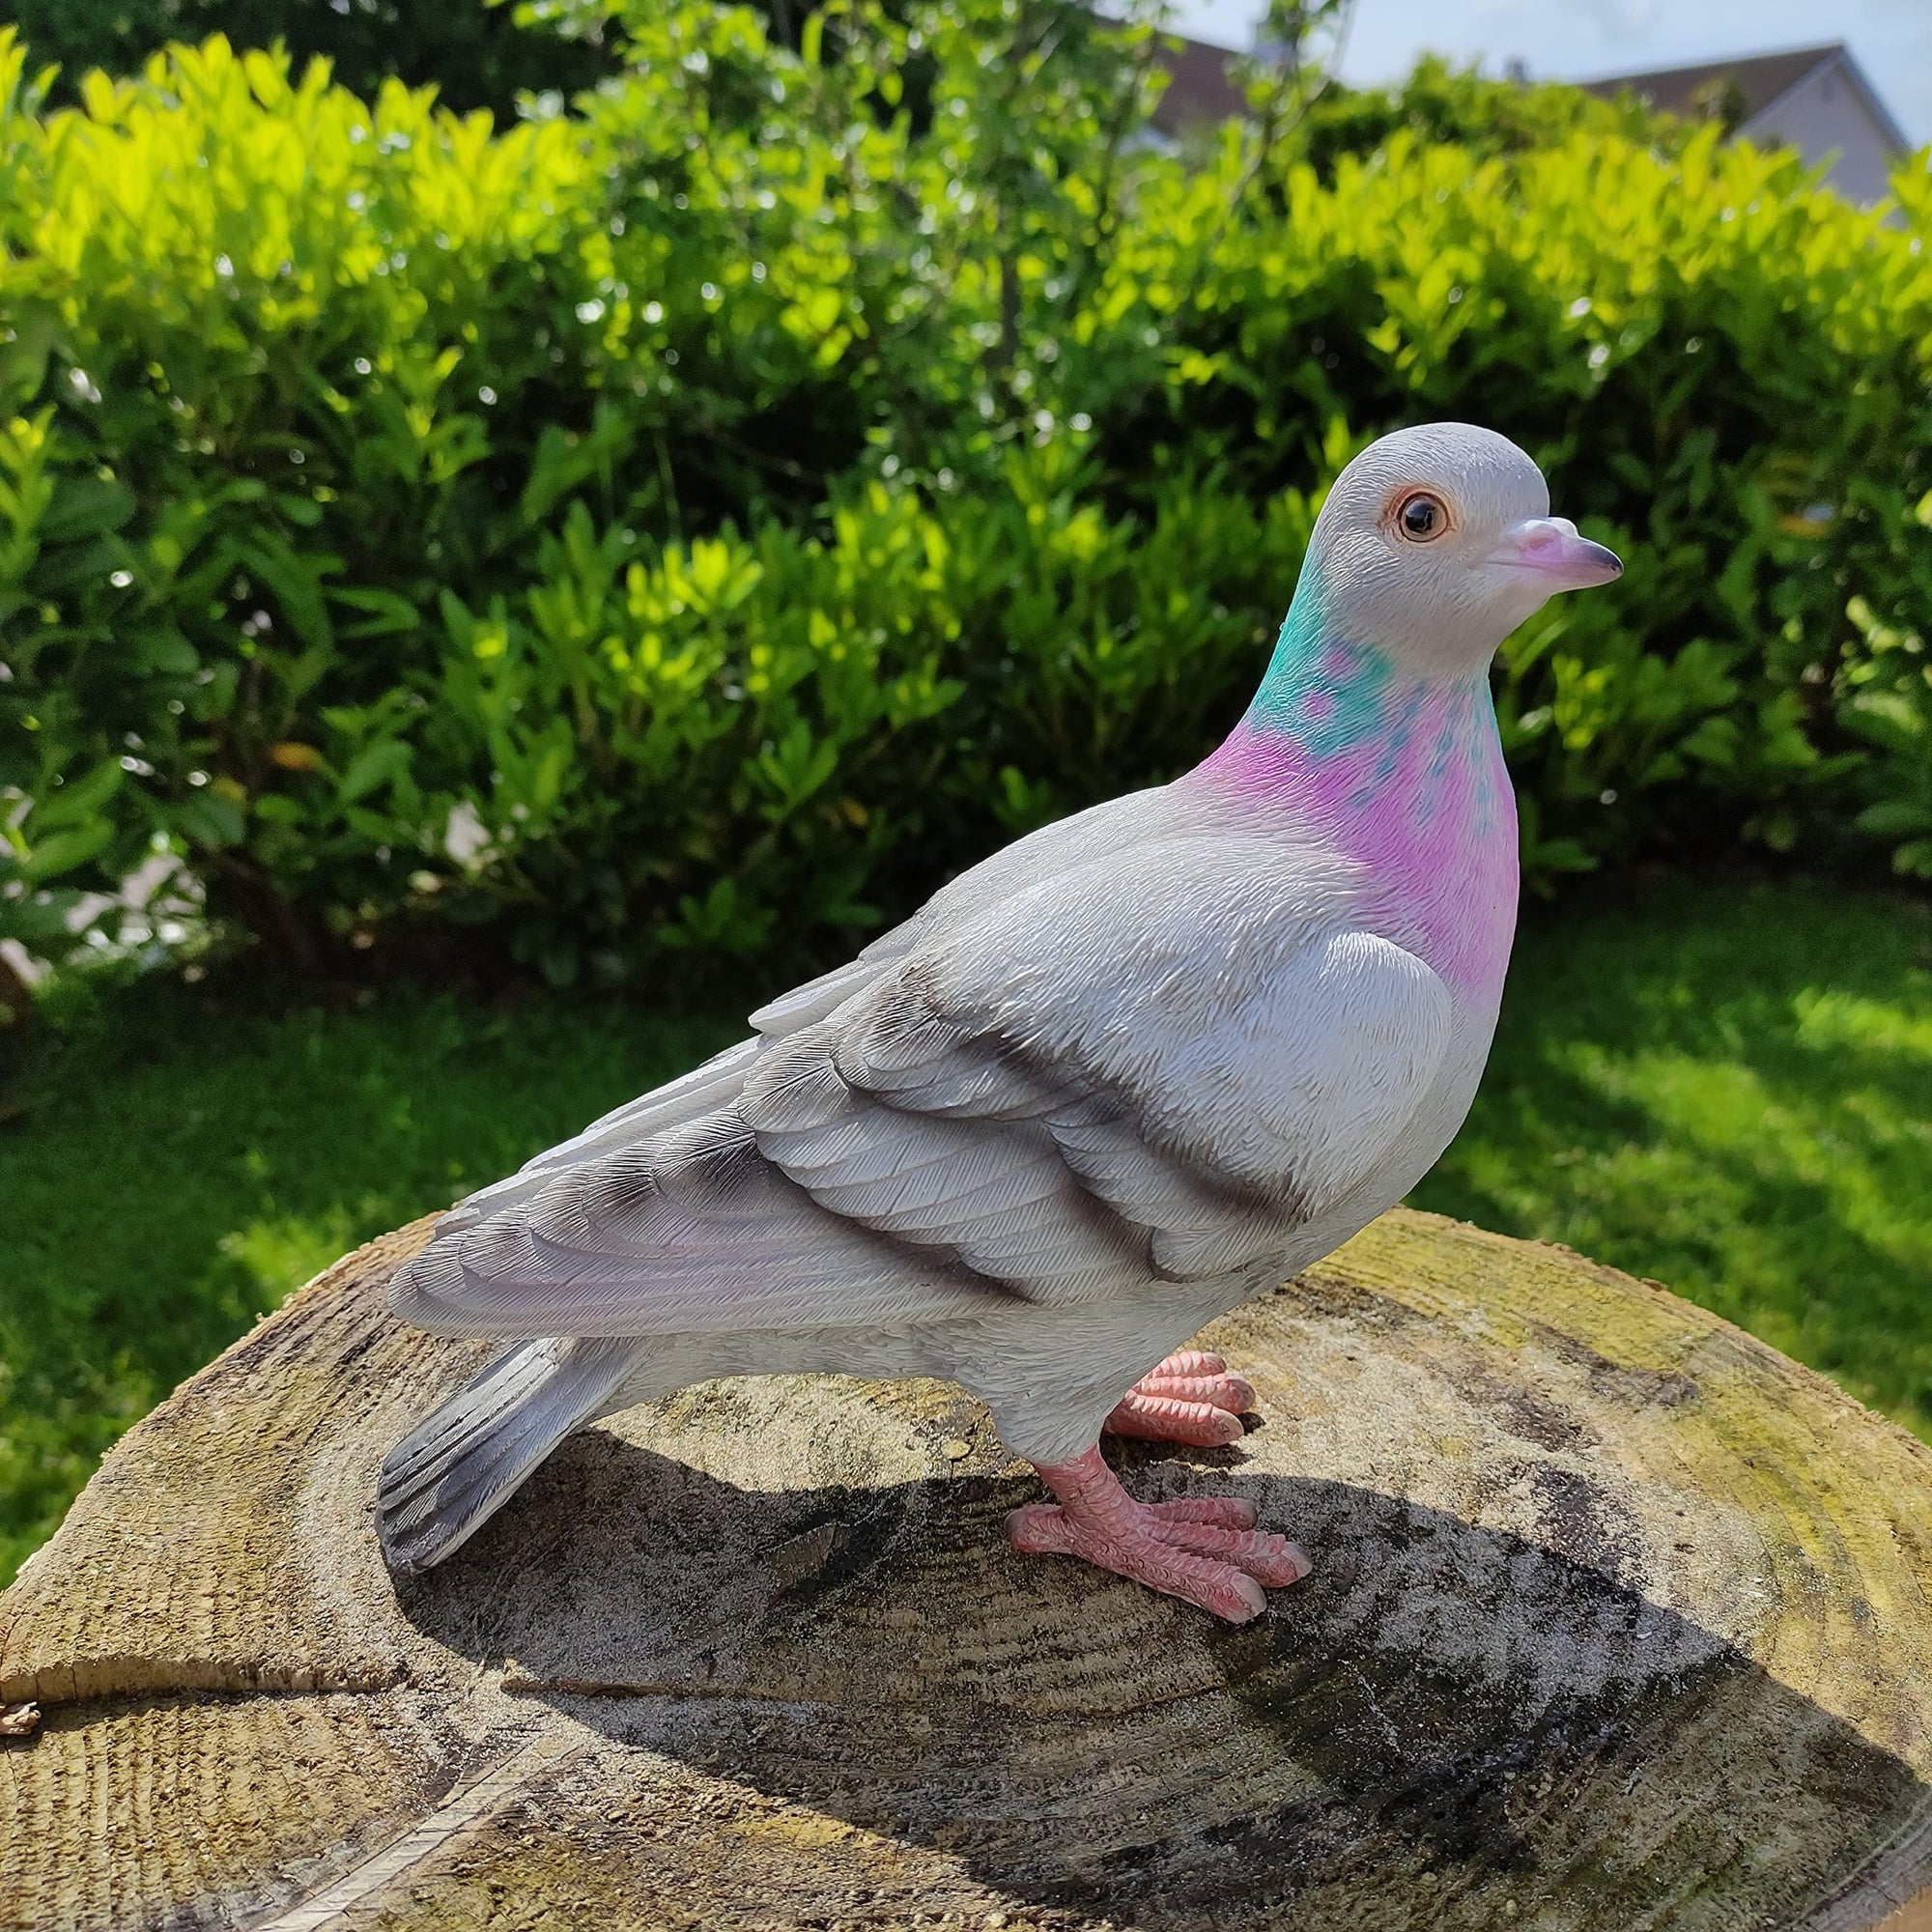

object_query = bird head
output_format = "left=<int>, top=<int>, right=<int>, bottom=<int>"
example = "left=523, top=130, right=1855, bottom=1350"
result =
left=1303, top=423, right=1622, bottom=676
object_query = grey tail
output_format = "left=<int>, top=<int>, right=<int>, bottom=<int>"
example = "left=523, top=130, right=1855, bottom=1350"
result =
left=377, top=1335, right=641, bottom=1576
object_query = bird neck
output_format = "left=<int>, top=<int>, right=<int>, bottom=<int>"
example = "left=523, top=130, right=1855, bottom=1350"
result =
left=1192, top=581, right=1519, bottom=999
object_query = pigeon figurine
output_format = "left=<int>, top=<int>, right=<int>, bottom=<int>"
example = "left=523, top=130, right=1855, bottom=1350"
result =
left=378, top=422, right=1621, bottom=1622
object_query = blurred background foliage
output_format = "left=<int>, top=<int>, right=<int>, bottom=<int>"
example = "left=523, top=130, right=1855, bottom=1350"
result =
left=1, top=0, right=1930, bottom=999
left=4, top=0, right=620, bottom=119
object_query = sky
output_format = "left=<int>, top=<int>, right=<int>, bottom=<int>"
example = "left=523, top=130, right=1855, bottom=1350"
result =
left=1169, top=0, right=1932, bottom=148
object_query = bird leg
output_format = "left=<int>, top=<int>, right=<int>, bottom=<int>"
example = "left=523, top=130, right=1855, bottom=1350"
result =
left=1103, top=1350, right=1255, bottom=1448
left=1007, top=1444, right=1308, bottom=1623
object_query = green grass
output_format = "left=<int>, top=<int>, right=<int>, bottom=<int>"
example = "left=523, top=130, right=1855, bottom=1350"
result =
left=1410, top=874, right=1932, bottom=1438
left=2, top=871, right=1929, bottom=1587
left=0, top=985, right=740, bottom=1586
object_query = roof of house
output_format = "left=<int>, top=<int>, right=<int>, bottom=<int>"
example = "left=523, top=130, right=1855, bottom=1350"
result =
left=1149, top=32, right=1247, bottom=135
left=1576, top=42, right=1910, bottom=151
left=1139, top=34, right=1915, bottom=159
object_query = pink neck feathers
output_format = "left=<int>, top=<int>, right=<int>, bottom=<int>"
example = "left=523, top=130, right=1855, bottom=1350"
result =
left=1195, top=616, right=1519, bottom=999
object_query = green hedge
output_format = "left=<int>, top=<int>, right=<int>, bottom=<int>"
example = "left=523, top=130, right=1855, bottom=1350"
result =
left=2, top=9, right=1930, bottom=986
left=5, top=0, right=615, bottom=120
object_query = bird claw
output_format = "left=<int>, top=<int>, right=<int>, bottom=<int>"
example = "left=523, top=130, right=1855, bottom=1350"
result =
left=1008, top=1444, right=1309, bottom=1624
left=1104, top=1349, right=1256, bottom=1448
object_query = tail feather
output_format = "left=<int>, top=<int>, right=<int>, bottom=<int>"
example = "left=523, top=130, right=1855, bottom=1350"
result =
left=378, top=1335, right=641, bottom=1576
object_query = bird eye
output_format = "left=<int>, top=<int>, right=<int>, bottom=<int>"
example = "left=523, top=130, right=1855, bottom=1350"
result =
left=1396, top=491, right=1449, bottom=542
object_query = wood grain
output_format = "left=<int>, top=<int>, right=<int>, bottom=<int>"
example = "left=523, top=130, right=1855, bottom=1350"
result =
left=3, top=1208, right=1930, bottom=1930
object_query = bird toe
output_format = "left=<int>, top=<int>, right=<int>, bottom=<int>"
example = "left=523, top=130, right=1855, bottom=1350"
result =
left=1104, top=1390, right=1247, bottom=1446
left=1145, top=1514, right=1310, bottom=1587
left=1005, top=1473, right=1307, bottom=1621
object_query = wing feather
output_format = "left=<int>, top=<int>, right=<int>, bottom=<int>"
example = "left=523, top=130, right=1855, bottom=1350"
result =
left=393, top=813, right=1462, bottom=1347
left=434, top=1036, right=766, bottom=1236
left=394, top=1110, right=1007, bottom=1338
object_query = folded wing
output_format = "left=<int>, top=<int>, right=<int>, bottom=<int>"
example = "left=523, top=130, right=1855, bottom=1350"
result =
left=391, top=834, right=1452, bottom=1342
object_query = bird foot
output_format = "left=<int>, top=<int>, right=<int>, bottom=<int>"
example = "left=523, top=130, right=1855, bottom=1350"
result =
left=1008, top=1445, right=1308, bottom=1623
left=1104, top=1349, right=1255, bottom=1448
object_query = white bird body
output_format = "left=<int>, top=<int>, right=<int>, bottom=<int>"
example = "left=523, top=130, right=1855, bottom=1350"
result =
left=379, top=423, right=1622, bottom=1620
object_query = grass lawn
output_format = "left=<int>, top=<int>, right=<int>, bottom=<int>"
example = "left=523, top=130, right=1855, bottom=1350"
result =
left=1, top=870, right=1928, bottom=1587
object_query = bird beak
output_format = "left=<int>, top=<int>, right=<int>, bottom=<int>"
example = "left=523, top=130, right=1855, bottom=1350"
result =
left=1489, top=518, right=1623, bottom=590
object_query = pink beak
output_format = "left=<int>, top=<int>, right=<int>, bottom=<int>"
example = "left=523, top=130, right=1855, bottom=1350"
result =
left=1490, top=517, right=1623, bottom=590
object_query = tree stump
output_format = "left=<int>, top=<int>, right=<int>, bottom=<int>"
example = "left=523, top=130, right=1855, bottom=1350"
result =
left=4, top=1208, right=1932, bottom=1932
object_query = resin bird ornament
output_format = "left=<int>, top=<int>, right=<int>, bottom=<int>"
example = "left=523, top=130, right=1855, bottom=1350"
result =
left=378, top=422, right=1622, bottom=1622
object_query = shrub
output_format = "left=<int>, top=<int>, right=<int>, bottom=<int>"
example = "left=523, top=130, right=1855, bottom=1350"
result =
left=8, top=0, right=616, bottom=120
left=1, top=11, right=1929, bottom=987
left=1299, top=52, right=1691, bottom=176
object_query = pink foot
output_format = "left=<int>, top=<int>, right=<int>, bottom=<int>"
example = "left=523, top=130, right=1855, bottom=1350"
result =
left=1007, top=1445, right=1309, bottom=1623
left=1105, top=1350, right=1256, bottom=1448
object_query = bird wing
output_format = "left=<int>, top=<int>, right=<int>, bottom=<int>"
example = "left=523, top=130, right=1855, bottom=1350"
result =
left=391, top=831, right=1452, bottom=1342
left=750, top=834, right=1455, bottom=1284
left=433, top=1035, right=769, bottom=1236
left=432, top=787, right=1178, bottom=1236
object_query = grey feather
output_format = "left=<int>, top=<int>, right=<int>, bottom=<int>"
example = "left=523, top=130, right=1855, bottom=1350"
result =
left=377, top=1335, right=643, bottom=1574
left=390, top=824, right=1453, bottom=1351
left=745, top=917, right=921, bottom=1035
left=433, top=1037, right=764, bottom=1236
left=390, top=1106, right=1012, bottom=1339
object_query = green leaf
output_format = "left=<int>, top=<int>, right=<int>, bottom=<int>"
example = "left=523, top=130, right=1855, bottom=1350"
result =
left=328, top=586, right=423, bottom=639
left=339, top=740, right=413, bottom=803
left=1855, top=802, right=1932, bottom=839
left=274, top=493, right=325, bottom=529
left=27, top=758, right=124, bottom=834
left=0, top=306, right=61, bottom=408
left=236, top=534, right=341, bottom=653
left=19, top=817, right=115, bottom=882
left=0, top=885, right=88, bottom=944
left=171, top=790, right=247, bottom=849
left=40, top=475, right=135, bottom=546
left=130, top=628, right=201, bottom=677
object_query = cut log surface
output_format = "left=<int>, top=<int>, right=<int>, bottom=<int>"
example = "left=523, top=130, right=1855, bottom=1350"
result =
left=5, top=1208, right=1932, bottom=1932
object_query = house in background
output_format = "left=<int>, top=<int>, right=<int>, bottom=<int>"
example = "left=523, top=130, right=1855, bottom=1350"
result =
left=1145, top=30, right=1247, bottom=139
left=1576, top=43, right=1911, bottom=207
left=1145, top=34, right=1913, bottom=209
